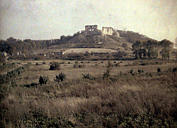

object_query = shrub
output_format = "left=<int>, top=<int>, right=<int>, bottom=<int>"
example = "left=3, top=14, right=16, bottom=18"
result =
left=115, top=63, right=119, bottom=67
left=24, top=82, right=38, bottom=87
left=138, top=69, right=144, bottom=74
left=55, top=72, right=66, bottom=83
left=129, top=69, right=134, bottom=75
left=31, top=82, right=38, bottom=87
left=60, top=62, right=65, bottom=64
left=73, top=61, right=78, bottom=68
left=73, top=63, right=85, bottom=68
left=78, top=64, right=85, bottom=68
left=157, top=67, right=161, bottom=73
left=39, top=76, right=48, bottom=85
left=49, top=62, right=60, bottom=70
left=82, top=73, right=95, bottom=80
left=103, top=61, right=112, bottom=79
left=107, top=60, right=113, bottom=68
left=103, top=69, right=110, bottom=79
left=0, top=66, right=25, bottom=84
left=173, top=67, right=177, bottom=73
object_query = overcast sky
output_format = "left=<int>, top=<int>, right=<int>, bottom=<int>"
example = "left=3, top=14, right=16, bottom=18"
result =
left=0, top=0, right=177, bottom=42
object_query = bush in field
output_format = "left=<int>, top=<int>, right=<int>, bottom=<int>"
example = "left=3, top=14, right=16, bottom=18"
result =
left=129, top=69, right=134, bottom=75
left=60, top=62, right=65, bottom=64
left=6, top=66, right=24, bottom=78
left=73, top=61, right=85, bottom=68
left=173, top=67, right=177, bottom=73
left=0, top=75, right=7, bottom=84
left=49, top=62, right=60, bottom=70
left=73, top=61, right=78, bottom=68
left=107, top=60, right=113, bottom=68
left=114, top=63, right=119, bottom=67
left=39, top=76, right=48, bottom=85
left=103, top=61, right=112, bottom=79
left=157, top=67, right=161, bottom=73
left=103, top=70, right=110, bottom=79
left=0, top=66, right=25, bottom=84
left=138, top=69, right=144, bottom=74
left=82, top=73, right=95, bottom=80
left=55, top=72, right=66, bottom=83
left=78, top=64, right=85, bottom=68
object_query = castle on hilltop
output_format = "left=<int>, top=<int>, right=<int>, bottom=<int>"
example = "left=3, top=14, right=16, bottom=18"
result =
left=84, top=25, right=119, bottom=37
left=102, top=27, right=114, bottom=35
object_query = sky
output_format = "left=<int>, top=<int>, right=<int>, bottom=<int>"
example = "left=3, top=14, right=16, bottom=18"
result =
left=0, top=0, right=177, bottom=42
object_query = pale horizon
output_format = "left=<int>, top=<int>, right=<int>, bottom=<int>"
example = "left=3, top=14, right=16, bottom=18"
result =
left=0, top=0, right=177, bottom=42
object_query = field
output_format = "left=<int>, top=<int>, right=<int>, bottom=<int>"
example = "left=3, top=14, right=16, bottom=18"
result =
left=7, top=59, right=176, bottom=83
left=62, top=48, right=118, bottom=54
left=0, top=59, right=177, bottom=127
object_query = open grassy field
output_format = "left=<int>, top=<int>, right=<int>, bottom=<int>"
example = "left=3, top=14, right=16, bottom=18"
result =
left=9, top=59, right=176, bottom=84
left=0, top=59, right=177, bottom=127
left=62, top=48, right=118, bottom=54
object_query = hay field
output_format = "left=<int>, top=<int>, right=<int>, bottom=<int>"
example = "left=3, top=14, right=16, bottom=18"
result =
left=62, top=48, right=117, bottom=54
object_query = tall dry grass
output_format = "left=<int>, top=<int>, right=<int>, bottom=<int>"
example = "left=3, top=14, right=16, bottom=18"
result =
left=0, top=71, right=177, bottom=127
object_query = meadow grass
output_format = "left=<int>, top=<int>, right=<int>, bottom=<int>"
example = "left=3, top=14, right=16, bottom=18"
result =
left=0, top=60, right=177, bottom=127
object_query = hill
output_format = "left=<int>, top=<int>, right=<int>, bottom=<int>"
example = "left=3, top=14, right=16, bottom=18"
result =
left=0, top=29, right=175, bottom=60
left=52, top=29, right=152, bottom=51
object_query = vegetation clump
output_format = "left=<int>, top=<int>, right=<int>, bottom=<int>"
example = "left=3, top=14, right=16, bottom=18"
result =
left=172, top=67, right=177, bottom=73
left=103, top=61, right=113, bottom=79
left=138, top=69, right=144, bottom=74
left=49, top=62, right=60, bottom=70
left=73, top=61, right=85, bottom=68
left=0, top=66, right=25, bottom=84
left=157, top=67, right=161, bottom=73
left=129, top=69, right=134, bottom=75
left=82, top=73, right=95, bottom=80
left=39, top=76, right=48, bottom=85
left=55, top=72, right=66, bottom=83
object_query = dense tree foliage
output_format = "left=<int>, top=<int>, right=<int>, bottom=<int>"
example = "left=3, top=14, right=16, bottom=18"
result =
left=132, top=39, right=173, bottom=59
left=0, top=37, right=59, bottom=56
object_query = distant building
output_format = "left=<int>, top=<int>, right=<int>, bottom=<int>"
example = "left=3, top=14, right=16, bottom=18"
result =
left=102, top=27, right=114, bottom=35
left=174, top=43, right=177, bottom=49
left=84, top=25, right=119, bottom=36
left=85, top=25, right=98, bottom=32
left=84, top=25, right=101, bottom=35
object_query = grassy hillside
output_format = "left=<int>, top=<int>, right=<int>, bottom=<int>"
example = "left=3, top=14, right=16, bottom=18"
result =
left=53, top=30, right=152, bottom=50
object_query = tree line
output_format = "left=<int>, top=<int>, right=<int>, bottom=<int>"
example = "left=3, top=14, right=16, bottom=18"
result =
left=132, top=39, right=173, bottom=60
left=0, top=37, right=60, bottom=55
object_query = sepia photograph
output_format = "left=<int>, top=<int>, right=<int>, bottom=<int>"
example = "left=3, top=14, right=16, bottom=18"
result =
left=0, top=0, right=177, bottom=127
